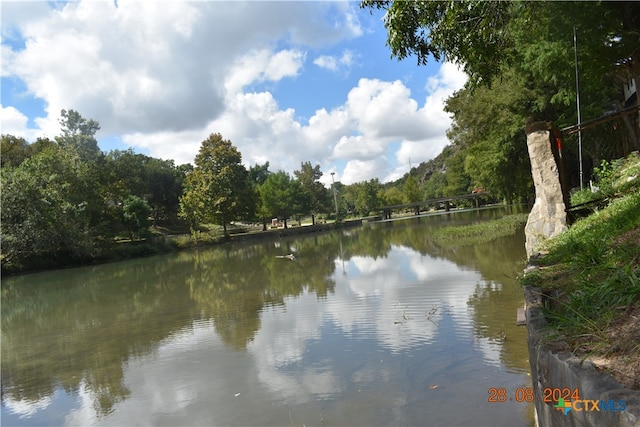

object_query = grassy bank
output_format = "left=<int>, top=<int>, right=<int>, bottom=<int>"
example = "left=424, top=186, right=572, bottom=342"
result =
left=431, top=213, right=529, bottom=246
left=521, top=152, right=640, bottom=389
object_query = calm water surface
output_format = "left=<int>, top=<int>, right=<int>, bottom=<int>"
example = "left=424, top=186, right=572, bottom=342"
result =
left=2, top=206, right=535, bottom=426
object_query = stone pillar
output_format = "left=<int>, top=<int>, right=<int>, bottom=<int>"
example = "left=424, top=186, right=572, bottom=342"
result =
left=524, top=121, right=568, bottom=258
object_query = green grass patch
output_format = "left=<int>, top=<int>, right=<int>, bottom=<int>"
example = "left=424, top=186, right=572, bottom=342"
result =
left=570, top=154, right=640, bottom=207
left=540, top=193, right=640, bottom=268
left=431, top=213, right=528, bottom=246
left=523, top=153, right=640, bottom=355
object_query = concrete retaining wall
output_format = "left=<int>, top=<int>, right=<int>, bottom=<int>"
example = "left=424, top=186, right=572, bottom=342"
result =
left=228, top=220, right=362, bottom=242
left=524, top=285, right=640, bottom=426
left=521, top=119, right=639, bottom=426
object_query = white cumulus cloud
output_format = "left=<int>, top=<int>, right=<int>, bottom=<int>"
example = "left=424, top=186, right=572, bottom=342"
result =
left=1, top=1, right=467, bottom=185
left=313, top=49, right=356, bottom=73
left=1, top=105, right=29, bottom=137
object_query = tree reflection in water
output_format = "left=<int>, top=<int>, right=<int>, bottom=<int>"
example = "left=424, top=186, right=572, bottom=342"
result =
left=1, top=206, right=530, bottom=422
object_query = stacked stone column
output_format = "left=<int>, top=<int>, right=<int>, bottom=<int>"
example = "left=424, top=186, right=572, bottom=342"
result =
left=524, top=121, right=568, bottom=258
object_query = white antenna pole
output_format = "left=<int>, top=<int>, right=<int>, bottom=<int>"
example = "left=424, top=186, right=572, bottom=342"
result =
left=574, top=26, right=583, bottom=190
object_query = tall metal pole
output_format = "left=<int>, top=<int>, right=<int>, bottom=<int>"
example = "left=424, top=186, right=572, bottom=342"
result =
left=330, top=172, right=338, bottom=217
left=574, top=26, right=584, bottom=190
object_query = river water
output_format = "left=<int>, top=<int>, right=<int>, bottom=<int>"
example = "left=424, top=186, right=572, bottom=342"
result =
left=1, top=206, right=535, bottom=426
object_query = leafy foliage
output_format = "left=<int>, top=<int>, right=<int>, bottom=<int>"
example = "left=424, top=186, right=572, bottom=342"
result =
left=1, top=110, right=191, bottom=273
left=570, top=155, right=640, bottom=206
left=362, top=0, right=640, bottom=202
left=179, top=133, right=255, bottom=237
left=402, top=175, right=421, bottom=203
left=294, top=161, right=331, bottom=223
left=355, top=179, right=381, bottom=216
left=105, top=149, right=184, bottom=224
left=259, top=170, right=307, bottom=228
left=381, top=186, right=403, bottom=206
left=1, top=135, right=31, bottom=167
left=1, top=144, right=101, bottom=270
left=56, top=109, right=102, bottom=162
left=361, top=0, right=513, bottom=85
left=121, top=195, right=152, bottom=240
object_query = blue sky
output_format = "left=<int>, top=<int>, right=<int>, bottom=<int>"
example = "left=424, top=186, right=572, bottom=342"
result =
left=1, top=1, right=467, bottom=185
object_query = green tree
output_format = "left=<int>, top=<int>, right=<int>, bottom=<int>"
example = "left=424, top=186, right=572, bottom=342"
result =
left=363, top=1, right=639, bottom=93
left=259, top=171, right=305, bottom=228
left=104, top=150, right=148, bottom=202
left=363, top=0, right=640, bottom=147
left=121, top=195, right=152, bottom=240
left=248, top=161, right=271, bottom=186
left=1, top=144, right=102, bottom=271
left=361, top=0, right=513, bottom=85
left=510, top=2, right=640, bottom=151
left=422, top=171, right=446, bottom=200
left=1, top=135, right=30, bottom=167
left=445, top=71, right=533, bottom=202
left=31, top=137, right=57, bottom=156
left=1, top=135, right=58, bottom=168
left=294, top=161, right=331, bottom=224
left=55, top=109, right=102, bottom=162
left=248, top=162, right=272, bottom=230
left=443, top=151, right=471, bottom=197
left=381, top=186, right=403, bottom=206
left=341, top=182, right=360, bottom=217
left=179, top=133, right=254, bottom=237
left=355, top=179, right=381, bottom=216
left=145, top=158, right=184, bottom=223
left=178, top=177, right=203, bottom=231
left=102, top=150, right=185, bottom=229
left=402, top=175, right=422, bottom=204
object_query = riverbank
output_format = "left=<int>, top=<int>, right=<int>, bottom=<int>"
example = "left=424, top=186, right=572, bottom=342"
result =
left=521, top=153, right=640, bottom=391
left=520, top=153, right=640, bottom=426
left=1, top=205, right=515, bottom=276
left=0, top=219, right=363, bottom=276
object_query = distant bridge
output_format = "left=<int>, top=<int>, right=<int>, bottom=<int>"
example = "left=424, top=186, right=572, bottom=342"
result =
left=375, top=192, right=492, bottom=220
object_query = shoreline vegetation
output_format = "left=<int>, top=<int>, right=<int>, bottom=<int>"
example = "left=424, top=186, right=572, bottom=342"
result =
left=3, top=205, right=517, bottom=276
left=521, top=152, right=640, bottom=390
left=431, top=213, right=529, bottom=246
left=1, top=217, right=347, bottom=276
left=1, top=127, right=503, bottom=278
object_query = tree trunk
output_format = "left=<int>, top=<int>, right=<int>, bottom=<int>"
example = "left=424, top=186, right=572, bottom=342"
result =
left=623, top=7, right=640, bottom=150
